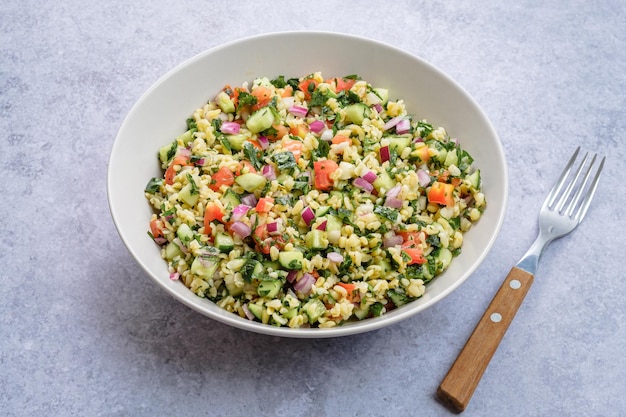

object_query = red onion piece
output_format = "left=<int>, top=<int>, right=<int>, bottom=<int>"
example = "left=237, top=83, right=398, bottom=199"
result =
left=383, top=234, right=403, bottom=248
left=229, top=221, right=251, bottom=238
left=353, top=177, right=374, bottom=193
left=361, top=170, right=377, bottom=183
left=153, top=237, right=167, bottom=245
left=417, top=169, right=431, bottom=187
left=385, top=184, right=402, bottom=198
left=308, top=120, right=325, bottom=133
left=384, top=197, right=403, bottom=209
left=231, top=204, right=252, bottom=221
left=383, top=116, right=402, bottom=131
left=316, top=220, right=327, bottom=231
left=266, top=221, right=280, bottom=234
left=293, top=272, right=316, bottom=295
left=169, top=272, right=180, bottom=280
left=240, top=194, right=257, bottom=207
left=220, top=121, right=240, bottom=134
left=379, top=145, right=390, bottom=162
left=288, top=105, right=308, bottom=117
left=286, top=270, right=298, bottom=283
left=261, top=164, right=277, bottom=180
left=373, top=103, right=383, bottom=113
left=327, top=252, right=344, bottom=263
left=173, top=238, right=189, bottom=256
left=395, top=119, right=410, bottom=134
left=242, top=304, right=255, bottom=320
left=301, top=206, right=315, bottom=226
left=178, top=147, right=192, bottom=158
left=257, top=135, right=270, bottom=150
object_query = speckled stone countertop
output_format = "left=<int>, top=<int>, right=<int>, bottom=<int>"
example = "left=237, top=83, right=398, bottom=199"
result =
left=1, top=1, right=625, bottom=416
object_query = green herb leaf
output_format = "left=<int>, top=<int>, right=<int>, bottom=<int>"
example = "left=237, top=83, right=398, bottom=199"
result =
left=145, top=177, right=163, bottom=193
left=243, top=141, right=264, bottom=171
left=273, top=151, right=297, bottom=174
left=373, top=206, right=399, bottom=222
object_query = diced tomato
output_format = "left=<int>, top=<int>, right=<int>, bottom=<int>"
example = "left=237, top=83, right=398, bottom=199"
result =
left=164, top=154, right=192, bottom=185
left=203, top=201, right=225, bottom=234
left=289, top=124, right=309, bottom=139
left=313, top=159, right=339, bottom=191
left=280, top=85, right=294, bottom=97
left=396, top=231, right=424, bottom=246
left=298, top=78, right=318, bottom=100
left=149, top=218, right=163, bottom=239
left=403, top=247, right=427, bottom=265
left=267, top=124, right=289, bottom=141
left=282, top=139, right=304, bottom=162
left=336, top=282, right=360, bottom=302
left=255, top=197, right=274, bottom=213
left=335, top=77, right=356, bottom=92
left=451, top=177, right=462, bottom=187
left=427, top=181, right=455, bottom=207
left=235, top=160, right=257, bottom=176
left=331, top=134, right=351, bottom=145
left=414, top=146, right=430, bottom=163
left=251, top=86, right=273, bottom=111
left=209, top=166, right=235, bottom=191
left=253, top=224, right=286, bottom=254
left=247, top=139, right=263, bottom=150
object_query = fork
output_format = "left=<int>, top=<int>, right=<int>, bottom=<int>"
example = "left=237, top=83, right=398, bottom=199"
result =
left=437, top=147, right=605, bottom=413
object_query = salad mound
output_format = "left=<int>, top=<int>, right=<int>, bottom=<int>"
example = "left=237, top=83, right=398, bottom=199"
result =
left=144, top=72, right=486, bottom=328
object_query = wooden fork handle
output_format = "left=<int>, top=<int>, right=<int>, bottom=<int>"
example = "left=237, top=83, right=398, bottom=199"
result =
left=437, top=267, right=534, bottom=413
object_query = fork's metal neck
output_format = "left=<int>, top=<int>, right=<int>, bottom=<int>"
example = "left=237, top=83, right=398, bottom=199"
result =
left=516, top=231, right=554, bottom=275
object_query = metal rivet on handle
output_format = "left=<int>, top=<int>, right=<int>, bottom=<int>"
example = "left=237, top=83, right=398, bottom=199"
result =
left=509, top=279, right=521, bottom=290
left=490, top=313, right=502, bottom=323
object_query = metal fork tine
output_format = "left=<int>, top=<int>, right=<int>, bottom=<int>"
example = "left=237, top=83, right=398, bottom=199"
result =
left=574, top=156, right=605, bottom=221
left=555, top=151, right=589, bottom=213
left=565, top=154, right=597, bottom=217
left=547, top=147, right=580, bottom=209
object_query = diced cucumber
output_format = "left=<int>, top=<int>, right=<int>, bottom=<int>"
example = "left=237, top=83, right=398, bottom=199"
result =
left=282, top=307, right=298, bottom=319
left=315, top=205, right=331, bottom=217
left=372, top=170, right=396, bottom=193
left=353, top=306, right=370, bottom=320
left=278, top=251, right=304, bottom=270
left=325, top=214, right=343, bottom=245
left=387, top=289, right=409, bottom=307
left=176, top=223, right=193, bottom=243
left=224, top=273, right=243, bottom=297
left=247, top=303, right=263, bottom=320
left=159, top=141, right=177, bottom=165
left=221, top=189, right=241, bottom=209
left=305, top=229, right=328, bottom=250
left=190, top=255, right=219, bottom=278
left=216, top=91, right=235, bottom=113
left=164, top=241, right=183, bottom=260
left=437, top=247, right=453, bottom=270
left=344, top=103, right=370, bottom=125
left=387, top=135, right=412, bottom=152
left=466, top=169, right=481, bottom=189
left=302, top=298, right=326, bottom=323
left=226, top=133, right=249, bottom=151
left=179, top=183, right=199, bottom=206
left=235, top=173, right=267, bottom=192
left=374, top=258, right=393, bottom=274
left=176, top=129, right=196, bottom=146
left=246, top=107, right=275, bottom=134
left=374, top=88, right=389, bottom=105
left=262, top=260, right=281, bottom=272
left=240, top=259, right=263, bottom=282
left=444, top=149, right=458, bottom=166
left=215, top=233, right=235, bottom=253
left=257, top=279, right=282, bottom=298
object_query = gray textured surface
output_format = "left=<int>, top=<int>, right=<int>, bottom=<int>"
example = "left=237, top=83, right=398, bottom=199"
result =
left=2, top=1, right=625, bottom=416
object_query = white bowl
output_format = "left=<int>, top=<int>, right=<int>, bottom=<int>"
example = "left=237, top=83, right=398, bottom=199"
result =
left=107, top=31, right=507, bottom=338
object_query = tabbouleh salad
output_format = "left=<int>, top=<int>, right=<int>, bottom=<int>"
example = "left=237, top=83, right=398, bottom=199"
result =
left=144, top=72, right=486, bottom=328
